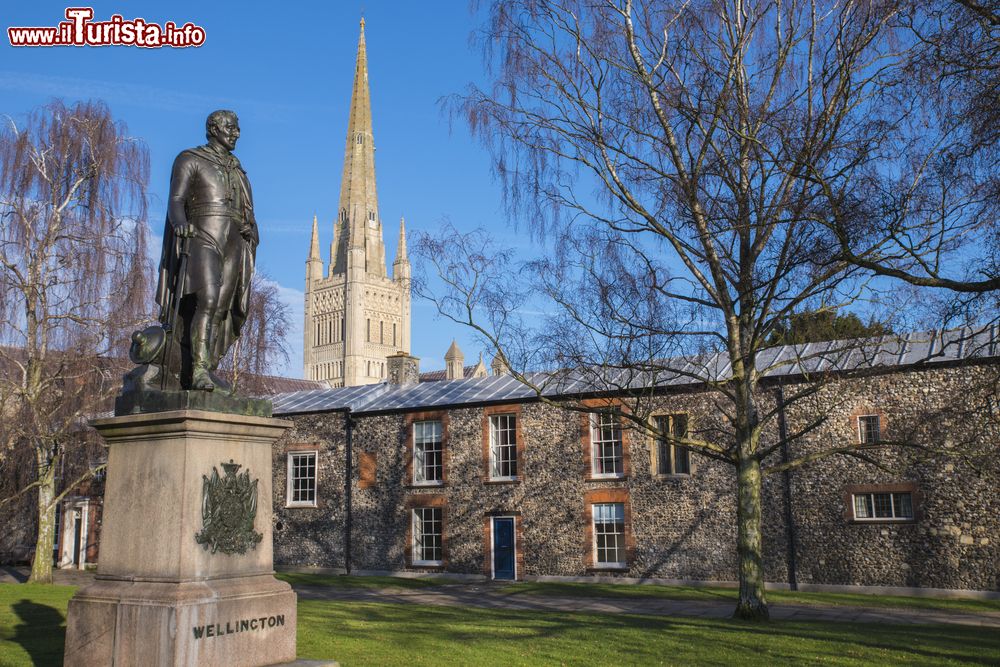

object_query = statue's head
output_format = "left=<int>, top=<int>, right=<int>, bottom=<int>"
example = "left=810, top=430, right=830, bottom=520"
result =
left=206, top=110, right=240, bottom=152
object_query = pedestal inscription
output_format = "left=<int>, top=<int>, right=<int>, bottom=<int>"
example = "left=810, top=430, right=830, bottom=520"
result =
left=63, top=410, right=296, bottom=667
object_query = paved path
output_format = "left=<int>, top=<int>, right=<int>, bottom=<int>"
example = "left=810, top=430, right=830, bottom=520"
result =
left=295, top=583, right=1000, bottom=628
left=4, top=567, right=997, bottom=628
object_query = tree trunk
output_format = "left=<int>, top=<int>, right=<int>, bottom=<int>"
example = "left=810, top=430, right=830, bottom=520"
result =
left=29, top=461, right=56, bottom=584
left=735, top=454, right=769, bottom=620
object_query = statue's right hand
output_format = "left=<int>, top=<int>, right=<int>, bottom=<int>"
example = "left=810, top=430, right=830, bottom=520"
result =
left=175, top=224, right=196, bottom=239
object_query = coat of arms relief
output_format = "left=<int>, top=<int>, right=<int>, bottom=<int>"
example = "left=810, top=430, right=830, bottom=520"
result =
left=195, top=459, right=263, bottom=555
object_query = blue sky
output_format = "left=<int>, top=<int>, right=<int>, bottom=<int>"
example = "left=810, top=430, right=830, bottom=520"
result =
left=2, top=1, right=526, bottom=377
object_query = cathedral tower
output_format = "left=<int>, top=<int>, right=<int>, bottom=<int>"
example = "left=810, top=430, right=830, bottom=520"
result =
left=304, top=19, right=411, bottom=387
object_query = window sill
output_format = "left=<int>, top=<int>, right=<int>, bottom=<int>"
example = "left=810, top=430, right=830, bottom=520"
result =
left=284, top=503, right=318, bottom=509
left=484, top=476, right=520, bottom=485
left=409, top=481, right=446, bottom=489
left=411, top=561, right=445, bottom=568
left=587, top=474, right=627, bottom=481
left=588, top=565, right=629, bottom=572
left=653, top=473, right=692, bottom=480
left=850, top=518, right=916, bottom=525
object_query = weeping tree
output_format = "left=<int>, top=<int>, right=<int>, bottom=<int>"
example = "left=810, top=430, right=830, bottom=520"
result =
left=0, top=100, right=150, bottom=583
left=217, top=272, right=292, bottom=395
left=417, top=0, right=994, bottom=619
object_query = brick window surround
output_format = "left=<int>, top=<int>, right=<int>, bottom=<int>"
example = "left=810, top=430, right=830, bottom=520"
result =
left=481, top=404, right=525, bottom=484
left=580, top=400, right=630, bottom=481
left=648, top=413, right=696, bottom=478
left=405, top=494, right=448, bottom=569
left=849, top=407, right=888, bottom=446
left=583, top=489, right=635, bottom=570
left=405, top=410, right=450, bottom=487
left=481, top=511, right=526, bottom=579
left=284, top=442, right=322, bottom=509
left=843, top=483, right=921, bottom=524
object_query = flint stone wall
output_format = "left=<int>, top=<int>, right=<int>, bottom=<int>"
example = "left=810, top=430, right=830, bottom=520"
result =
left=271, top=412, right=347, bottom=568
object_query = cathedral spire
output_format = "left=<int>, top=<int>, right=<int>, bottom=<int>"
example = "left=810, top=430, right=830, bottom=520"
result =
left=331, top=17, right=385, bottom=277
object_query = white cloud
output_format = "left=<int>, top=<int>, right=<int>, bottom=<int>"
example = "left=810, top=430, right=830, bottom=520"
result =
left=0, top=70, right=307, bottom=122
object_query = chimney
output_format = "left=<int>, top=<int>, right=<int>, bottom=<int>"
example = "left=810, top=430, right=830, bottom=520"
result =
left=387, top=352, right=420, bottom=385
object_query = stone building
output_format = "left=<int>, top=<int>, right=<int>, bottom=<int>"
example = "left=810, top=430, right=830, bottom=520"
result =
left=270, top=329, right=1000, bottom=593
left=304, top=19, right=411, bottom=388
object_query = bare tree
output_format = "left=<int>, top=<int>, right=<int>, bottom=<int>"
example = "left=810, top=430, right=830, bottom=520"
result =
left=419, top=0, right=995, bottom=619
left=0, top=100, right=150, bottom=583
left=217, top=272, right=292, bottom=395
left=826, top=0, right=999, bottom=305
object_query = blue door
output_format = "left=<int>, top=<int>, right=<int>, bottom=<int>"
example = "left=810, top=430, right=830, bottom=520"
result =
left=493, top=517, right=515, bottom=580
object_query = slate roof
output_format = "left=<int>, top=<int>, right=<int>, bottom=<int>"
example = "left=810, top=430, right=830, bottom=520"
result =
left=271, top=326, right=1000, bottom=416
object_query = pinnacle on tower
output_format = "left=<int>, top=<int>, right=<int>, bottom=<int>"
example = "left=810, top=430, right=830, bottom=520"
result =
left=309, top=214, right=321, bottom=260
left=394, top=217, right=408, bottom=264
left=306, top=214, right=323, bottom=283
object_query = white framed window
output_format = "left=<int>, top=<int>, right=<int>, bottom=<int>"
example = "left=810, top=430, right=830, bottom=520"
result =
left=590, top=413, right=623, bottom=477
left=592, top=503, right=627, bottom=567
left=412, top=507, right=443, bottom=565
left=489, top=413, right=518, bottom=480
left=413, top=420, right=444, bottom=485
left=858, top=415, right=881, bottom=444
left=853, top=492, right=913, bottom=521
left=654, top=414, right=690, bottom=476
left=286, top=451, right=318, bottom=507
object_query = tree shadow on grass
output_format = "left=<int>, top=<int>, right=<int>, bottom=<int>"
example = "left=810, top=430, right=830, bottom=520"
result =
left=12, top=598, right=65, bottom=667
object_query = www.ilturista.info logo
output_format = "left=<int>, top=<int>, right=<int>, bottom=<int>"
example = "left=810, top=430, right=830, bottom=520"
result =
left=8, top=8, right=205, bottom=48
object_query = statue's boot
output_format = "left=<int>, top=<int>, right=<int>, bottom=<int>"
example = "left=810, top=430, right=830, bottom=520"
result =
left=190, top=316, right=215, bottom=391
left=207, top=314, right=233, bottom=393
left=191, top=338, right=215, bottom=391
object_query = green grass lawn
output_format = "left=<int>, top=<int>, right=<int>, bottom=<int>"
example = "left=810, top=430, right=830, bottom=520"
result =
left=276, top=572, right=1000, bottom=615
left=3, top=582, right=999, bottom=666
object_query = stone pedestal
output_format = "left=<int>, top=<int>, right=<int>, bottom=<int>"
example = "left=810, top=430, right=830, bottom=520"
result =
left=64, top=410, right=296, bottom=667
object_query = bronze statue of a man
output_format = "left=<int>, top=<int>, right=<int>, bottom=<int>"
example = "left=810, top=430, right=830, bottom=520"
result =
left=155, top=110, right=258, bottom=391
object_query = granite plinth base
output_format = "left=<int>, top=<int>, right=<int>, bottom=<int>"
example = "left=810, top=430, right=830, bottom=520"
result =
left=64, top=575, right=297, bottom=667
left=115, top=388, right=272, bottom=418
